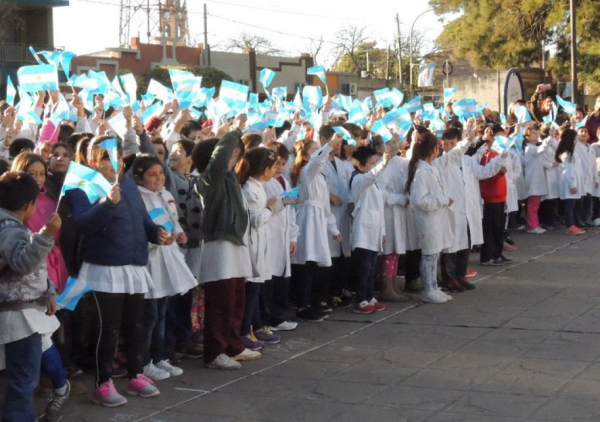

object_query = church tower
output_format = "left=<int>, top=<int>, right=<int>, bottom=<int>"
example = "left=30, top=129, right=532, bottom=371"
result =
left=159, top=0, right=190, bottom=45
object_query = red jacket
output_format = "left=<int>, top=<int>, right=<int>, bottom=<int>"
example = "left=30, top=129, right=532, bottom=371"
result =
left=479, top=150, right=507, bottom=203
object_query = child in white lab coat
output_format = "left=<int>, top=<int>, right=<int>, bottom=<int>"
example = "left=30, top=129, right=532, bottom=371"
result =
left=539, top=125, right=560, bottom=230
left=523, top=124, right=548, bottom=234
left=556, top=128, right=585, bottom=235
left=348, top=146, right=390, bottom=314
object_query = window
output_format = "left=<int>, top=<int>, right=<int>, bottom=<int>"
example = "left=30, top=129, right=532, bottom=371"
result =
left=164, top=24, right=171, bottom=37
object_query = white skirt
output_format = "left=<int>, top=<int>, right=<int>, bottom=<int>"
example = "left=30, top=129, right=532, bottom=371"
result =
left=146, top=244, right=198, bottom=299
left=78, top=263, right=154, bottom=294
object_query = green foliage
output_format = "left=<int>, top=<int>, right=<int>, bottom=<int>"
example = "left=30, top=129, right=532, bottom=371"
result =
left=430, top=0, right=600, bottom=91
left=138, top=65, right=232, bottom=94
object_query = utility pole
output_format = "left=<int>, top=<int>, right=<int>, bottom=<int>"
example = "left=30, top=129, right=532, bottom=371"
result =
left=396, top=14, right=402, bottom=87
left=147, top=0, right=151, bottom=43
left=203, top=3, right=210, bottom=66
left=409, top=8, right=434, bottom=98
left=570, top=0, right=577, bottom=104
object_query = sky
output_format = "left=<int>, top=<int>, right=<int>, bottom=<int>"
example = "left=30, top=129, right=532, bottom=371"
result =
left=53, top=0, right=447, bottom=67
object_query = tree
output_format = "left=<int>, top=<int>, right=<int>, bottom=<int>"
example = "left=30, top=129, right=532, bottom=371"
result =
left=429, top=0, right=600, bottom=92
left=302, top=37, right=324, bottom=64
left=332, top=26, right=371, bottom=73
left=138, top=65, right=233, bottom=95
left=225, top=31, right=285, bottom=56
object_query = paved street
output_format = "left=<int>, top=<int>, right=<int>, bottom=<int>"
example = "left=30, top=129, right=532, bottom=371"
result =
left=6, top=228, right=600, bottom=421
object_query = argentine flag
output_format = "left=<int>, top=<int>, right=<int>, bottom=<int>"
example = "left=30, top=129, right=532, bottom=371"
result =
left=348, top=106, right=367, bottom=125
left=371, top=120, right=393, bottom=143
left=219, top=80, right=249, bottom=111
left=514, top=105, right=532, bottom=124
left=332, top=126, right=353, bottom=141
left=556, top=95, right=577, bottom=115
left=148, top=208, right=175, bottom=232
left=141, top=101, right=164, bottom=125
left=443, top=88, right=457, bottom=106
left=17, top=64, right=59, bottom=93
left=307, top=65, right=327, bottom=85
left=259, top=68, right=276, bottom=89
left=302, top=86, right=323, bottom=112
left=55, top=277, right=91, bottom=311
left=147, top=79, right=174, bottom=103
left=6, top=76, right=16, bottom=107
left=119, top=73, right=138, bottom=106
left=60, top=161, right=113, bottom=204
left=405, top=96, right=422, bottom=114
left=452, top=99, right=478, bottom=118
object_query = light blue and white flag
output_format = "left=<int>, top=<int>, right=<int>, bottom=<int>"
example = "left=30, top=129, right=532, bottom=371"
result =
left=55, top=277, right=91, bottom=311
left=363, top=96, right=374, bottom=112
left=107, top=113, right=128, bottom=139
left=514, top=105, right=532, bottom=124
left=307, top=65, right=327, bottom=85
left=16, top=110, right=42, bottom=125
left=99, top=138, right=120, bottom=176
left=147, top=79, right=174, bottom=103
left=576, top=115, right=589, bottom=129
left=219, top=80, right=249, bottom=112
left=141, top=101, right=164, bottom=125
left=281, top=187, right=300, bottom=199
left=119, top=73, right=138, bottom=106
left=417, top=63, right=436, bottom=87
left=332, top=126, right=353, bottom=141
left=443, top=87, right=457, bottom=106
left=169, top=69, right=196, bottom=91
left=51, top=96, right=70, bottom=125
left=293, top=88, right=303, bottom=110
left=405, top=96, right=422, bottom=114
left=374, top=87, right=403, bottom=108
left=60, top=51, right=77, bottom=79
left=6, top=76, right=16, bottom=107
left=272, top=87, right=288, bottom=102
left=302, top=86, right=323, bottom=112
left=60, top=161, right=112, bottom=204
left=493, top=135, right=511, bottom=153
left=511, top=132, right=524, bottom=153
left=556, top=95, right=577, bottom=115
left=207, top=98, right=232, bottom=123
left=382, top=107, right=411, bottom=125
left=259, top=68, right=276, bottom=90
left=148, top=208, right=175, bottom=232
left=371, top=120, right=393, bottom=143
left=17, top=64, right=59, bottom=93
left=396, top=121, right=413, bottom=140
left=452, top=98, right=478, bottom=118
left=500, top=113, right=507, bottom=127
left=194, top=87, right=215, bottom=109
left=348, top=105, right=367, bottom=125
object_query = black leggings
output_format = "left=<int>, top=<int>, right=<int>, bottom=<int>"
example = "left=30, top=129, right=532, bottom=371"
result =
left=93, top=291, right=145, bottom=386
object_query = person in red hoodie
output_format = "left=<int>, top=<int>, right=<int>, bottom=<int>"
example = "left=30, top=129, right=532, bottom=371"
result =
left=479, top=127, right=508, bottom=266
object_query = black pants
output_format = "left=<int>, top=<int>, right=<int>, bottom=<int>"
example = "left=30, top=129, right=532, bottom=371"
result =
left=440, top=249, right=470, bottom=284
left=165, top=289, right=193, bottom=351
left=578, top=194, right=593, bottom=223
left=292, top=262, right=329, bottom=309
left=593, top=197, right=600, bottom=220
left=351, top=248, right=378, bottom=303
left=328, top=256, right=350, bottom=297
left=261, top=276, right=290, bottom=327
left=405, top=249, right=422, bottom=282
left=481, top=202, right=505, bottom=262
left=539, top=198, right=558, bottom=227
left=92, top=292, right=145, bottom=386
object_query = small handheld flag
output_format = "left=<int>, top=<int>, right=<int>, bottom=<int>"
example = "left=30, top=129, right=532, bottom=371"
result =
left=307, top=65, right=327, bottom=85
left=443, top=88, right=457, bottom=106
left=148, top=208, right=175, bottom=232
left=55, top=277, right=91, bottom=311
left=556, top=95, right=577, bottom=115
left=259, top=68, right=276, bottom=90
left=6, top=76, right=16, bottom=107
left=60, top=161, right=113, bottom=204
left=17, top=64, right=59, bottom=93
left=371, top=120, right=393, bottom=143
left=99, top=139, right=120, bottom=182
left=332, top=126, right=353, bottom=141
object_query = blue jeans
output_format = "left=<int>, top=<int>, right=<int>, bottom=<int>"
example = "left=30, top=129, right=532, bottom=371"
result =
left=241, top=282, right=262, bottom=336
left=41, top=344, right=67, bottom=390
left=144, top=297, right=169, bottom=365
left=351, top=248, right=379, bottom=303
left=420, top=253, right=440, bottom=292
left=2, top=333, right=42, bottom=422
left=564, top=199, right=578, bottom=228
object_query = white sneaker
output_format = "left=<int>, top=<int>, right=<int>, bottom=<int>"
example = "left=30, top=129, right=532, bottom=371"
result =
left=527, top=227, right=546, bottom=234
left=142, top=362, right=170, bottom=381
left=437, top=288, right=452, bottom=301
left=206, top=353, right=241, bottom=370
left=232, top=348, right=262, bottom=362
left=268, top=321, right=298, bottom=331
left=594, top=218, right=600, bottom=227
left=421, top=289, right=447, bottom=304
left=155, top=360, right=183, bottom=377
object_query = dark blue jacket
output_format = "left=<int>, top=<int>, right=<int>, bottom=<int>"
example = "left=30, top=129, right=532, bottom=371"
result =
left=70, top=175, right=160, bottom=266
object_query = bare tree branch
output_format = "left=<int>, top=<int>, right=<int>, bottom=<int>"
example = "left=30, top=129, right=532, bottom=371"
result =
left=225, top=31, right=285, bottom=56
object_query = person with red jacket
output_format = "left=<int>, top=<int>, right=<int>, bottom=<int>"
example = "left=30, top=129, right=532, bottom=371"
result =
left=479, top=128, right=509, bottom=266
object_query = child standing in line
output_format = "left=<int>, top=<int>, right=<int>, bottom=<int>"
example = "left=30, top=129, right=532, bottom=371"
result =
left=523, top=124, right=548, bottom=234
left=70, top=137, right=168, bottom=406
left=290, top=135, right=343, bottom=322
left=557, top=129, right=586, bottom=235
left=349, top=146, right=390, bottom=314
left=263, top=143, right=299, bottom=332
left=236, top=148, right=290, bottom=350
left=576, top=127, right=599, bottom=227
left=539, top=125, right=561, bottom=230
left=131, top=155, right=198, bottom=381
left=0, top=172, right=63, bottom=422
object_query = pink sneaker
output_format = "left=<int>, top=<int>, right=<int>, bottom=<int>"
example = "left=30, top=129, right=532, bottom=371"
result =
left=92, top=380, right=127, bottom=407
left=127, top=374, right=160, bottom=398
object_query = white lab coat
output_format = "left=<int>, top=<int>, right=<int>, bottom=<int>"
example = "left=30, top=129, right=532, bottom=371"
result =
left=574, top=142, right=590, bottom=195
left=380, top=156, right=409, bottom=255
left=592, top=143, right=600, bottom=197
left=264, top=177, right=299, bottom=278
left=443, top=153, right=504, bottom=253
left=523, top=143, right=549, bottom=197
left=506, top=149, right=523, bottom=212
left=409, top=139, right=471, bottom=255
left=558, top=152, right=582, bottom=200
left=242, top=177, right=283, bottom=283
left=541, top=137, right=560, bottom=200
left=350, top=162, right=387, bottom=252
left=291, top=144, right=340, bottom=267
left=323, top=156, right=352, bottom=258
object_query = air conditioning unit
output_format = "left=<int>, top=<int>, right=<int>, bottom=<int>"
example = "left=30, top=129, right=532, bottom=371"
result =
left=349, top=83, right=358, bottom=95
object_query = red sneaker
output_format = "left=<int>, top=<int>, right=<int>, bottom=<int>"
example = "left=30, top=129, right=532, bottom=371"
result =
left=566, top=226, right=585, bottom=235
left=370, top=300, right=387, bottom=311
left=503, top=243, right=517, bottom=251
left=353, top=302, right=376, bottom=314
left=465, top=268, right=477, bottom=278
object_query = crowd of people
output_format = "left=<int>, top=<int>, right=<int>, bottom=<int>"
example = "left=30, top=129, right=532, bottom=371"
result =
left=1, top=79, right=600, bottom=422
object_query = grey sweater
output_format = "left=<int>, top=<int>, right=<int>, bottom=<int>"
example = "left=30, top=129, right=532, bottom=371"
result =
left=0, top=208, right=55, bottom=311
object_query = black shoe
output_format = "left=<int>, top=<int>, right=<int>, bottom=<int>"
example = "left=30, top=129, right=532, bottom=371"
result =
left=296, top=307, right=324, bottom=322
left=504, top=233, right=515, bottom=246
left=176, top=343, right=204, bottom=359
left=500, top=255, right=512, bottom=263
left=403, top=279, right=423, bottom=293
left=481, top=258, right=503, bottom=266
left=314, top=301, right=333, bottom=313
left=332, top=295, right=352, bottom=309
left=111, top=364, right=128, bottom=378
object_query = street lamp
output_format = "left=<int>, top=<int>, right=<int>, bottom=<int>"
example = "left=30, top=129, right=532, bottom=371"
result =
left=409, top=8, right=434, bottom=98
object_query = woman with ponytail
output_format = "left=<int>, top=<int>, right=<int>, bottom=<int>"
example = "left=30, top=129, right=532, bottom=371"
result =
left=406, top=121, right=475, bottom=304
left=556, top=129, right=585, bottom=235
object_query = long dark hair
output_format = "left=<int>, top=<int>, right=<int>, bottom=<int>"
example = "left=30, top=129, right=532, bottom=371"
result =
left=131, top=154, right=162, bottom=184
left=235, top=147, right=277, bottom=185
left=405, top=132, right=438, bottom=194
left=555, top=128, right=577, bottom=163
